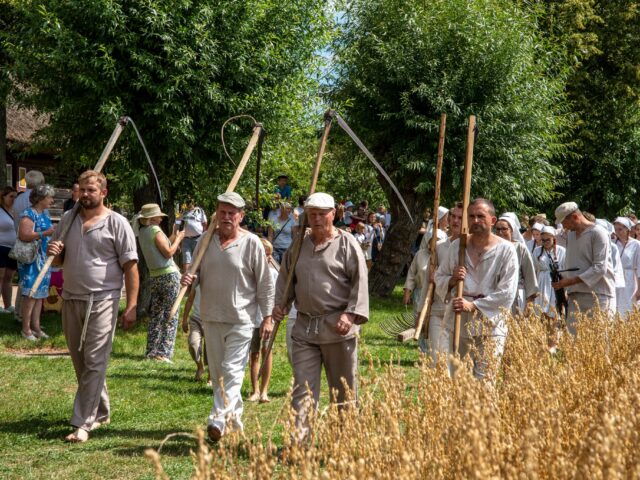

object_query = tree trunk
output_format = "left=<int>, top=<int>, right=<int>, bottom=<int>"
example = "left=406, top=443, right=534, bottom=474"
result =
left=369, top=187, right=428, bottom=297
left=0, top=99, right=7, bottom=187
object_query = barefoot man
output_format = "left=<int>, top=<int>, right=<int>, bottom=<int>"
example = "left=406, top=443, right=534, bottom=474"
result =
left=48, top=170, right=139, bottom=442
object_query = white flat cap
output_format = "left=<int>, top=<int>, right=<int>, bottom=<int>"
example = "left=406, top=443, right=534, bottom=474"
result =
left=532, top=222, right=544, bottom=231
left=541, top=226, right=556, bottom=236
left=614, top=216, right=633, bottom=230
left=217, top=192, right=245, bottom=209
left=555, top=201, right=579, bottom=224
left=305, top=192, right=335, bottom=209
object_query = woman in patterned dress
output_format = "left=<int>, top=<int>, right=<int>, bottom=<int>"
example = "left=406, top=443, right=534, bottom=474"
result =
left=18, top=184, right=56, bottom=341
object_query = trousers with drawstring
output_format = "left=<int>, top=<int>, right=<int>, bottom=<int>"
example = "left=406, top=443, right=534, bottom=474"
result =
left=290, top=312, right=359, bottom=441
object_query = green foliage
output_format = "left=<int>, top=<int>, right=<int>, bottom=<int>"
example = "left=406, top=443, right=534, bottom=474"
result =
left=532, top=0, right=640, bottom=216
left=4, top=0, right=333, bottom=208
left=332, top=0, right=570, bottom=214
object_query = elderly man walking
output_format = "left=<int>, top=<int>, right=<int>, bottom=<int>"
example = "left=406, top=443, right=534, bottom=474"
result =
left=435, top=198, right=519, bottom=380
left=269, top=192, right=369, bottom=442
left=552, top=202, right=615, bottom=334
left=47, top=170, right=139, bottom=443
left=181, top=192, right=274, bottom=442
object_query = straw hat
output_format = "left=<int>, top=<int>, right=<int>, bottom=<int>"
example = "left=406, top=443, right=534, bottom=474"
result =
left=139, top=203, right=167, bottom=219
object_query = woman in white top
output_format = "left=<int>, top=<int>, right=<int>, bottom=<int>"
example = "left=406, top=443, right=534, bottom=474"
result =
left=533, top=226, right=566, bottom=317
left=613, top=216, right=640, bottom=316
left=0, top=187, right=18, bottom=312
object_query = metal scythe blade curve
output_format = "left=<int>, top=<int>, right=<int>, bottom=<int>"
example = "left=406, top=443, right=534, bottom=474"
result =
left=334, top=113, right=414, bottom=223
left=126, top=117, right=164, bottom=209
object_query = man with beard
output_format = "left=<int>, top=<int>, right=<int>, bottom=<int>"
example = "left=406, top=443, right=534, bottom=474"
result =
left=47, top=170, right=139, bottom=442
left=181, top=192, right=274, bottom=442
left=435, top=198, right=518, bottom=380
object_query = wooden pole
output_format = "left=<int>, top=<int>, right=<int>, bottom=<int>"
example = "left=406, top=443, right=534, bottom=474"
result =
left=414, top=114, right=446, bottom=341
left=259, top=110, right=334, bottom=378
left=29, top=117, right=130, bottom=297
left=169, top=123, right=263, bottom=319
left=453, top=115, right=476, bottom=354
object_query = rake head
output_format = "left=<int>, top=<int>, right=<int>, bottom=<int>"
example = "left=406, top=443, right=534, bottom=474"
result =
left=379, top=311, right=415, bottom=339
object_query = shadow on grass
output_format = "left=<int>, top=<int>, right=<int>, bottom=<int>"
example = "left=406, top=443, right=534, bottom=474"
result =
left=0, top=417, right=71, bottom=440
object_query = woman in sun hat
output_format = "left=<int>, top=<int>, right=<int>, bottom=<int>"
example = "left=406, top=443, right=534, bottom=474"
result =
left=134, top=203, right=185, bottom=362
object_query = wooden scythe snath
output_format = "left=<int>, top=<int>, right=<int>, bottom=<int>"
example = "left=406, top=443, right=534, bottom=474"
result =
left=258, top=110, right=334, bottom=379
left=29, top=117, right=130, bottom=297
left=453, top=115, right=476, bottom=355
left=414, top=113, right=447, bottom=341
left=169, top=122, right=265, bottom=320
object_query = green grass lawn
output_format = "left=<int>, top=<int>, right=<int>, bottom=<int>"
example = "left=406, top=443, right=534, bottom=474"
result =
left=0, top=287, right=418, bottom=479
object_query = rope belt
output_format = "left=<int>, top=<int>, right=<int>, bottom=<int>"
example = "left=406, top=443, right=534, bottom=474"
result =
left=297, top=310, right=343, bottom=336
left=79, top=293, right=94, bottom=352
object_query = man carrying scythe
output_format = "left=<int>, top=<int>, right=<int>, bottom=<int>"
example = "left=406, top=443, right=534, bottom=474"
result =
left=434, top=198, right=518, bottom=380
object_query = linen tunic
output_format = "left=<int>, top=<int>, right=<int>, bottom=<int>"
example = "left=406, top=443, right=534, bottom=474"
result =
left=198, top=231, right=274, bottom=325
left=513, top=241, right=539, bottom=312
left=276, top=229, right=369, bottom=344
left=564, top=224, right=615, bottom=299
left=532, top=244, right=566, bottom=316
left=614, top=238, right=640, bottom=315
left=435, top=238, right=518, bottom=339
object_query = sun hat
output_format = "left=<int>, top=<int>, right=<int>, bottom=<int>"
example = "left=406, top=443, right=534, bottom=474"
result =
left=139, top=203, right=167, bottom=219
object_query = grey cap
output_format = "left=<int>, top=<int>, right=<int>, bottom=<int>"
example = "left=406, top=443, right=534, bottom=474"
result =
left=217, top=191, right=245, bottom=209
left=555, top=201, right=578, bottom=224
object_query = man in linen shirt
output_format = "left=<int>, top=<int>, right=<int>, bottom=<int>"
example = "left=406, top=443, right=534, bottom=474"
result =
left=47, top=170, right=139, bottom=443
left=435, top=198, right=518, bottom=380
left=181, top=191, right=274, bottom=442
left=270, top=192, right=369, bottom=442
left=552, top=202, right=615, bottom=334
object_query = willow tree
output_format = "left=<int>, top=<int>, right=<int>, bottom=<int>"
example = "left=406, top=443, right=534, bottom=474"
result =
left=332, top=0, right=569, bottom=296
left=5, top=0, right=332, bottom=208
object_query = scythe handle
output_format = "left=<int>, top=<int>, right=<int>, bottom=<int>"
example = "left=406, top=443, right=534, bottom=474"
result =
left=414, top=113, right=446, bottom=341
left=259, top=111, right=333, bottom=379
left=29, top=117, right=130, bottom=297
left=170, top=124, right=263, bottom=320
left=453, top=115, right=476, bottom=355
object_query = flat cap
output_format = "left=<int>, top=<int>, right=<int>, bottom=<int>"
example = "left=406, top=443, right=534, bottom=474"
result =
left=305, top=192, right=335, bottom=209
left=555, top=201, right=579, bottom=224
left=217, top=191, right=245, bottom=209
left=614, top=216, right=633, bottom=230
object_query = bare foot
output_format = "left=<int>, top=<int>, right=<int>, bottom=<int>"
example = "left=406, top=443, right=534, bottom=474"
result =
left=248, top=392, right=260, bottom=402
left=259, top=395, right=270, bottom=404
left=90, top=418, right=111, bottom=431
left=65, top=428, right=89, bottom=443
left=195, top=367, right=204, bottom=382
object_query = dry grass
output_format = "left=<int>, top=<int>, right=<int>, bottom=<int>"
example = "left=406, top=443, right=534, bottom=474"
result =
left=147, top=309, right=640, bottom=479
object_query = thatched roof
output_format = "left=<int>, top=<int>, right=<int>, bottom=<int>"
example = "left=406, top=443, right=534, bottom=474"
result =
left=6, top=104, right=50, bottom=146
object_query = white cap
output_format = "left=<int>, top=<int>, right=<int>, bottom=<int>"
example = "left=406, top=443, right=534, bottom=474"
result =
left=541, top=226, right=556, bottom=236
left=437, top=206, right=449, bottom=220
left=614, top=216, right=633, bottom=230
left=217, top=192, right=245, bottom=209
left=555, top=201, right=579, bottom=224
left=532, top=222, right=544, bottom=231
left=305, top=193, right=335, bottom=209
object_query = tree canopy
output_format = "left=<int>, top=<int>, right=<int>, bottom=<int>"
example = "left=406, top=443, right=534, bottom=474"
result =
left=4, top=0, right=333, bottom=209
left=332, top=0, right=570, bottom=294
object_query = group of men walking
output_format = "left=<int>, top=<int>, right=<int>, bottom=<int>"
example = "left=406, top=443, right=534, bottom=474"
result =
left=408, top=199, right=619, bottom=379
left=52, top=167, right=624, bottom=445
left=53, top=173, right=367, bottom=444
